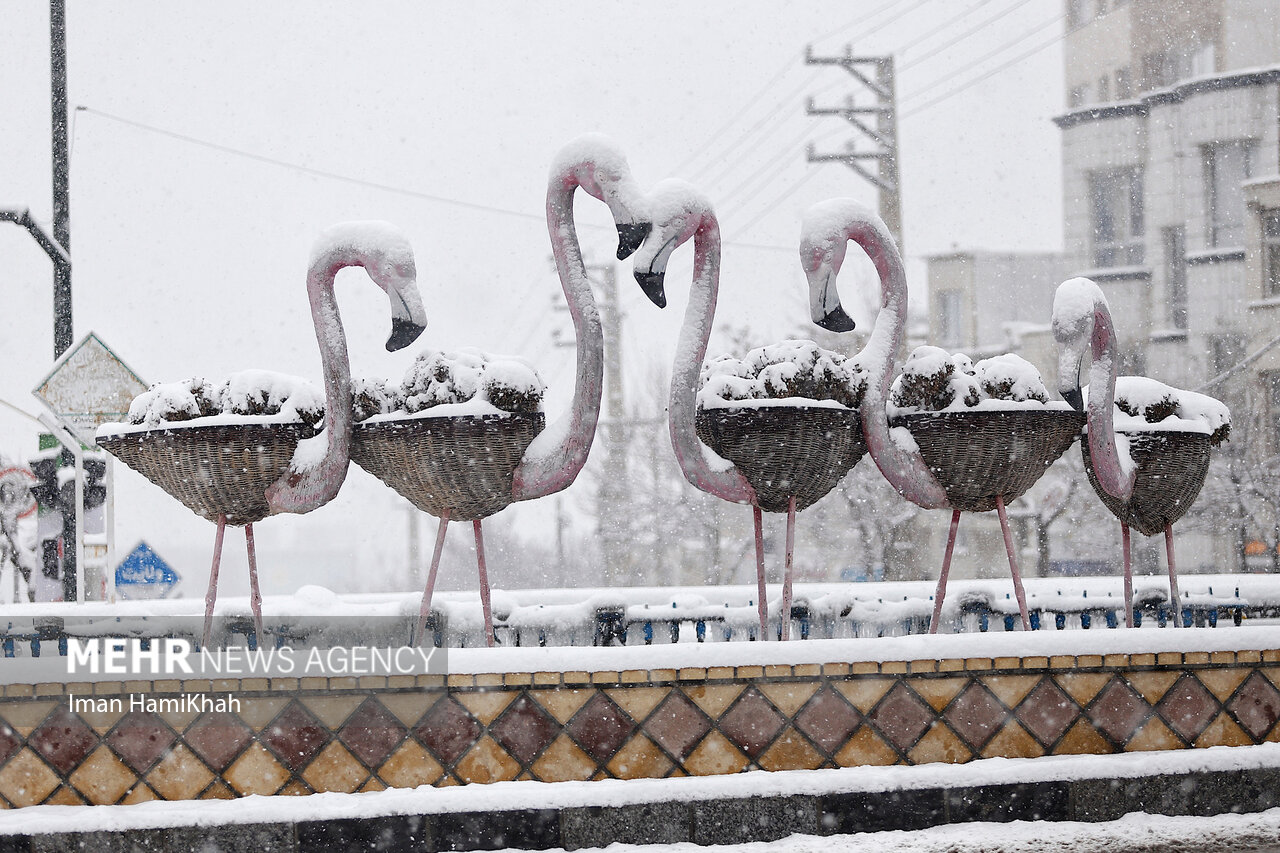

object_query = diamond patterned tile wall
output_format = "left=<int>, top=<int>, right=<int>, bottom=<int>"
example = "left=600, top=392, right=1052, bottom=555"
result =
left=1, top=650, right=1278, bottom=806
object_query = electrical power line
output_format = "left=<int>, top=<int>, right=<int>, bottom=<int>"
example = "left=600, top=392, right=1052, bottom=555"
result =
left=899, top=0, right=1042, bottom=72
left=809, top=0, right=933, bottom=50
left=895, top=0, right=1000, bottom=62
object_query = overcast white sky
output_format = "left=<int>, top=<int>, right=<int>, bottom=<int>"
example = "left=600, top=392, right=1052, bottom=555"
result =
left=0, top=1, right=1064, bottom=598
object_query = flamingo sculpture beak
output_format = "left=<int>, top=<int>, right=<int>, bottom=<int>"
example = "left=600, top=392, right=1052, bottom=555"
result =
left=816, top=304, right=856, bottom=332
left=616, top=222, right=652, bottom=260
left=634, top=270, right=667, bottom=309
left=387, top=317, right=427, bottom=352
left=1062, top=386, right=1084, bottom=412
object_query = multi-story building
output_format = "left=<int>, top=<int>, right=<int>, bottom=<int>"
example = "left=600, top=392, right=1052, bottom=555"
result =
left=923, top=0, right=1280, bottom=579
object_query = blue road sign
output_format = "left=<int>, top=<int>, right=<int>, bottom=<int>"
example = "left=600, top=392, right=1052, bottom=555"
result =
left=115, top=541, right=180, bottom=599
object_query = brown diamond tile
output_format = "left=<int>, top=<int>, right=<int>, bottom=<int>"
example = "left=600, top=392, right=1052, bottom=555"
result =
left=105, top=712, right=176, bottom=774
left=338, top=698, right=406, bottom=769
left=757, top=682, right=818, bottom=717
left=567, top=693, right=634, bottom=763
left=1227, top=672, right=1280, bottom=740
left=148, top=744, right=215, bottom=800
left=1087, top=679, right=1151, bottom=745
left=200, top=780, right=236, bottom=799
left=717, top=688, right=785, bottom=759
left=121, top=783, right=158, bottom=805
left=183, top=711, right=253, bottom=772
left=1196, top=711, right=1254, bottom=748
left=1127, top=671, right=1180, bottom=705
left=983, top=675, right=1040, bottom=709
left=378, top=740, right=444, bottom=789
left=1126, top=718, right=1183, bottom=752
left=1156, top=675, right=1219, bottom=742
left=302, top=741, right=369, bottom=793
left=834, top=678, right=895, bottom=713
left=684, top=731, right=749, bottom=775
left=980, top=720, right=1043, bottom=759
left=1055, top=673, right=1112, bottom=707
left=1016, top=678, right=1079, bottom=748
left=43, top=786, right=86, bottom=805
left=299, top=695, right=365, bottom=729
left=869, top=683, right=935, bottom=752
left=262, top=701, right=331, bottom=772
left=835, top=727, right=899, bottom=766
left=360, top=777, right=386, bottom=793
left=27, top=706, right=97, bottom=775
left=378, top=692, right=444, bottom=728
left=532, top=688, right=595, bottom=724
left=490, top=694, right=559, bottom=766
left=1, top=701, right=57, bottom=736
left=606, top=734, right=673, bottom=780
left=644, top=691, right=712, bottom=761
left=530, top=735, right=595, bottom=782
left=414, top=696, right=482, bottom=766
left=682, top=684, right=745, bottom=718
left=1198, top=668, right=1251, bottom=702
left=909, top=677, right=967, bottom=713
left=758, top=727, right=825, bottom=772
left=226, top=742, right=290, bottom=795
left=794, top=687, right=861, bottom=754
left=69, top=746, right=136, bottom=804
left=907, top=722, right=971, bottom=765
left=943, top=683, right=1006, bottom=751
left=456, top=690, right=518, bottom=726
left=0, top=722, right=19, bottom=767
left=454, top=737, right=520, bottom=784
left=236, top=697, right=292, bottom=731
left=605, top=687, right=668, bottom=723
left=1055, top=718, right=1113, bottom=754
left=0, top=749, right=59, bottom=806
left=73, top=700, right=127, bottom=736
left=279, top=780, right=312, bottom=796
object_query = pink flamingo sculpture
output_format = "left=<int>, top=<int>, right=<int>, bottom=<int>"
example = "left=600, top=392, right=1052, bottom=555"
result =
left=102, top=222, right=426, bottom=646
left=1052, top=277, right=1230, bottom=627
left=354, top=135, right=652, bottom=647
left=800, top=200, right=1081, bottom=633
left=630, top=183, right=867, bottom=640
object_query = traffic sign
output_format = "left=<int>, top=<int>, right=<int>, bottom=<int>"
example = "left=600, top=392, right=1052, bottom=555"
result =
left=114, top=541, right=180, bottom=600
left=33, top=332, right=147, bottom=447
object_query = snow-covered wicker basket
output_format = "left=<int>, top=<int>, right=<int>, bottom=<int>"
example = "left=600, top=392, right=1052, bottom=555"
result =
left=1081, top=430, right=1211, bottom=536
left=97, top=423, right=316, bottom=526
left=694, top=406, right=866, bottom=513
left=889, top=409, right=1085, bottom=513
left=351, top=413, right=545, bottom=521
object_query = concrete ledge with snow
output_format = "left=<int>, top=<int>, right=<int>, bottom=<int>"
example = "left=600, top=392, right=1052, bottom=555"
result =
left=0, top=627, right=1278, bottom=814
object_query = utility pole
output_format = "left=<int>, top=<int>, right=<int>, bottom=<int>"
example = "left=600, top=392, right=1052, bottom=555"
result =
left=805, top=45, right=903, bottom=250
left=50, top=0, right=71, bottom=357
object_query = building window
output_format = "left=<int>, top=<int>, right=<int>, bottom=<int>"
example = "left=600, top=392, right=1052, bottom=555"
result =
left=1163, top=226, right=1187, bottom=330
left=1264, top=370, right=1280, bottom=452
left=1115, top=67, right=1132, bottom=99
left=1264, top=210, right=1280, bottom=298
left=1090, top=167, right=1144, bottom=267
left=1142, top=52, right=1168, bottom=90
left=938, top=290, right=963, bottom=348
left=1205, top=141, right=1256, bottom=248
left=1097, top=74, right=1110, bottom=102
left=1209, top=334, right=1243, bottom=377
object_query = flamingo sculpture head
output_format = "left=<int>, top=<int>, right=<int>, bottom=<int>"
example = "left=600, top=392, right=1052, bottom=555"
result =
left=548, top=134, right=653, bottom=264
left=798, top=198, right=950, bottom=511
left=266, top=221, right=427, bottom=516
left=1052, top=276, right=1135, bottom=501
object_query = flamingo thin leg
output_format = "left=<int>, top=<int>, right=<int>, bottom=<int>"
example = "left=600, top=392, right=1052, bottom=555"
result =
left=996, top=495, right=1031, bottom=631
left=203, top=514, right=227, bottom=648
left=930, top=510, right=962, bottom=634
left=753, top=506, right=767, bottom=640
left=474, top=520, right=495, bottom=648
left=245, top=523, right=263, bottom=640
left=1165, top=523, right=1181, bottom=628
left=1122, top=523, right=1133, bottom=628
left=781, top=496, right=797, bottom=642
left=414, top=511, right=450, bottom=646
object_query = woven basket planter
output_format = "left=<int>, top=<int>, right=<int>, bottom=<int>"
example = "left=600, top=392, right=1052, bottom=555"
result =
left=889, top=409, right=1085, bottom=513
left=694, top=405, right=865, bottom=513
left=1082, top=430, right=1211, bottom=536
left=98, top=422, right=316, bottom=526
left=351, top=412, right=546, bottom=521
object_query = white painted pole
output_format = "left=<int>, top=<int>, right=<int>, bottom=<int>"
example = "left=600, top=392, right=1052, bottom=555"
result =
left=105, top=456, right=116, bottom=603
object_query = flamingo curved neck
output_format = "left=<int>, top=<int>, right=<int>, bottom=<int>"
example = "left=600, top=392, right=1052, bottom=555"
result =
left=851, top=223, right=949, bottom=510
left=1086, top=301, right=1135, bottom=501
left=511, top=172, right=605, bottom=501
left=267, top=253, right=356, bottom=513
left=672, top=212, right=756, bottom=504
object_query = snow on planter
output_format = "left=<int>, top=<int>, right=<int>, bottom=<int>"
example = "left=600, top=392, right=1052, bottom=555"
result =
left=102, top=370, right=325, bottom=434
left=1091, top=376, right=1231, bottom=446
left=696, top=339, right=865, bottom=411
left=887, top=346, right=1061, bottom=414
left=357, top=348, right=545, bottom=422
